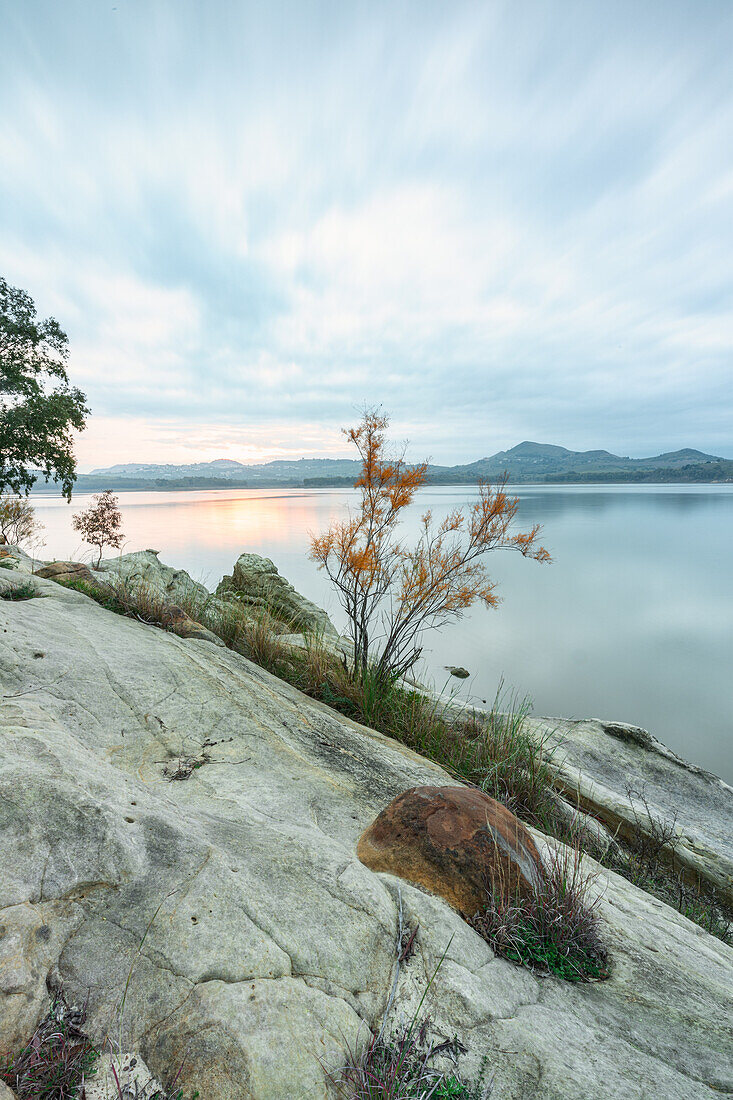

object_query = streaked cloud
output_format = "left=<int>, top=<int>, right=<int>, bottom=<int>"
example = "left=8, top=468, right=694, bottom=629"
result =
left=1, top=0, right=731, bottom=467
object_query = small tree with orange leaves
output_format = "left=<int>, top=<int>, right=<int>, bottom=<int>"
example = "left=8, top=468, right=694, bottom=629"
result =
left=310, top=409, right=550, bottom=682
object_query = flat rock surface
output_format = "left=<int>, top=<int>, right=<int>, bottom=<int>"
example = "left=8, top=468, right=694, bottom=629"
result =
left=0, top=571, right=732, bottom=1099
left=526, top=716, right=733, bottom=902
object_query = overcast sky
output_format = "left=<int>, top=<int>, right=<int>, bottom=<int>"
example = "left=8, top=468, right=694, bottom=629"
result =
left=1, top=1, right=731, bottom=469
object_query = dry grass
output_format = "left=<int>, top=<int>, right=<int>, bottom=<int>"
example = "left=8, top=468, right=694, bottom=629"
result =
left=0, top=994, right=98, bottom=1099
left=468, top=835, right=609, bottom=982
left=334, top=1023, right=491, bottom=1100
left=0, top=580, right=39, bottom=600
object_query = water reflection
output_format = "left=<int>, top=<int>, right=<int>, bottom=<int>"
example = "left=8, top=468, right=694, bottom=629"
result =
left=30, top=484, right=733, bottom=781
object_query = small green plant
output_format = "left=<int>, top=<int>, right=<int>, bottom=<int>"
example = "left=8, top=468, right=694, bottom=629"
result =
left=1, top=580, right=38, bottom=600
left=333, top=939, right=492, bottom=1099
left=469, top=836, right=609, bottom=983
left=0, top=994, right=98, bottom=1099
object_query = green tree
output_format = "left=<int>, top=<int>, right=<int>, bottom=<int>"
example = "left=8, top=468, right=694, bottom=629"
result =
left=0, top=276, right=89, bottom=499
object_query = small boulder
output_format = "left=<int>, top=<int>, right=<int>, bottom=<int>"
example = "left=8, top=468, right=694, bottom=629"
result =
left=445, top=666, right=470, bottom=679
left=0, top=1082, right=17, bottom=1100
left=35, top=560, right=96, bottom=585
left=357, top=785, right=544, bottom=915
left=216, top=553, right=337, bottom=637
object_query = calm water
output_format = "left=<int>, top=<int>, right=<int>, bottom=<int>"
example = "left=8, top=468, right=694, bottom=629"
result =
left=29, top=484, right=733, bottom=782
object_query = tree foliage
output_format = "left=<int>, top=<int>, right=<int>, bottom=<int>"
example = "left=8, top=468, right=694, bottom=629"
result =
left=72, top=490, right=124, bottom=566
left=0, top=276, right=89, bottom=499
left=311, top=409, right=551, bottom=680
left=0, top=493, right=44, bottom=548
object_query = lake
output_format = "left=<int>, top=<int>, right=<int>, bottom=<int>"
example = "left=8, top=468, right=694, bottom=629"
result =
left=29, top=483, right=733, bottom=783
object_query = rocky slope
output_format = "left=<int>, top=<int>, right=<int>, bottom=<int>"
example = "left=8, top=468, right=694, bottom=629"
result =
left=0, top=559, right=732, bottom=1098
left=525, top=716, right=733, bottom=904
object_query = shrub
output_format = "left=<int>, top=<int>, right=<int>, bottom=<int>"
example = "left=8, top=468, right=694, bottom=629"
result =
left=468, top=836, right=609, bottom=982
left=311, top=408, right=550, bottom=682
left=71, top=489, right=124, bottom=566
left=0, top=492, right=44, bottom=547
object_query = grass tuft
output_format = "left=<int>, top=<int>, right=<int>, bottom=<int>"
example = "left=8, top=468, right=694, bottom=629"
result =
left=0, top=995, right=98, bottom=1099
left=1, top=580, right=38, bottom=600
left=469, top=835, right=609, bottom=982
left=335, top=1023, right=491, bottom=1099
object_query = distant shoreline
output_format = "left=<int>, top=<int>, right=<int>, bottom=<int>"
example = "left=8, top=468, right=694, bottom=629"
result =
left=30, top=475, right=733, bottom=496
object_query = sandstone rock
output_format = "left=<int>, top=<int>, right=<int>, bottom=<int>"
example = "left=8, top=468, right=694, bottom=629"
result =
left=0, top=575, right=731, bottom=1098
left=160, top=603, right=226, bottom=646
left=0, top=546, right=35, bottom=575
left=524, top=716, right=733, bottom=904
left=216, top=552, right=337, bottom=637
left=35, top=560, right=96, bottom=585
left=84, top=1051, right=163, bottom=1100
left=357, top=786, right=544, bottom=915
left=0, top=1082, right=16, bottom=1099
left=95, top=549, right=209, bottom=605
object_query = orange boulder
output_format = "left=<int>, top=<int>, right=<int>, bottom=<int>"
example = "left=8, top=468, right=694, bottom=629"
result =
left=357, top=785, right=544, bottom=916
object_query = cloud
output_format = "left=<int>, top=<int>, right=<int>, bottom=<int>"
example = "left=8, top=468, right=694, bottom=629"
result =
left=0, top=0, right=731, bottom=467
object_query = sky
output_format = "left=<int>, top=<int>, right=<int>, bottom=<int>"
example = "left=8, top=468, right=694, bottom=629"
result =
left=1, top=0, right=731, bottom=470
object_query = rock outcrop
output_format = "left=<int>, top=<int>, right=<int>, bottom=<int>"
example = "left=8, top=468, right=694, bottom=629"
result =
left=0, top=546, right=35, bottom=574
left=525, top=716, right=733, bottom=904
left=357, top=786, right=543, bottom=914
left=0, top=569, right=732, bottom=1098
left=216, top=552, right=338, bottom=637
left=95, top=549, right=210, bottom=605
left=35, top=560, right=96, bottom=585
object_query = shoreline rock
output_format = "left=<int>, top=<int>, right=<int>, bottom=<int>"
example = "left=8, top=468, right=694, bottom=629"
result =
left=216, top=551, right=338, bottom=637
left=525, top=715, right=733, bottom=905
left=1, top=565, right=731, bottom=1097
left=357, top=785, right=544, bottom=914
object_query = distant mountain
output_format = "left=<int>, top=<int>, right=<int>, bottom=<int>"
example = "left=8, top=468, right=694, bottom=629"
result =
left=448, top=443, right=725, bottom=480
left=88, top=456, right=365, bottom=485
left=91, top=459, right=251, bottom=479
left=74, top=443, right=733, bottom=492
